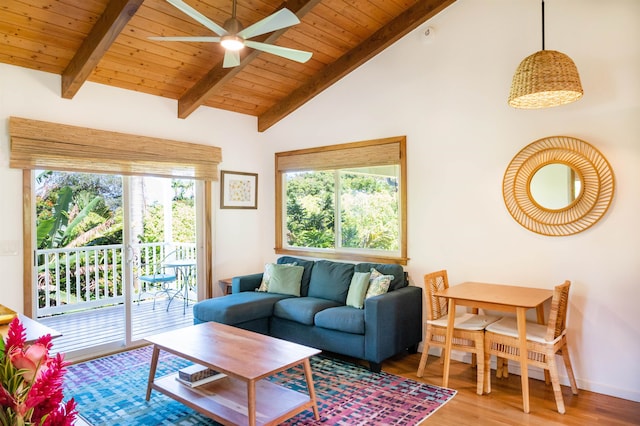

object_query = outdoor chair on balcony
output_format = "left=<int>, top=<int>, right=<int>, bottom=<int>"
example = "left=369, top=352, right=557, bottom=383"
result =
left=136, top=255, right=178, bottom=311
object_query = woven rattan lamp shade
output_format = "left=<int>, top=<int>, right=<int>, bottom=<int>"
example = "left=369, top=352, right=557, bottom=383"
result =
left=508, top=50, right=583, bottom=109
left=508, top=0, right=583, bottom=109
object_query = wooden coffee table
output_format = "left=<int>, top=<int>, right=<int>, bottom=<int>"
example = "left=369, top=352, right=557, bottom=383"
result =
left=145, top=322, right=321, bottom=426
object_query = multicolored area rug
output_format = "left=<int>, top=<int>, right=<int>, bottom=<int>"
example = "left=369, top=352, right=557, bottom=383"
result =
left=64, top=346, right=455, bottom=425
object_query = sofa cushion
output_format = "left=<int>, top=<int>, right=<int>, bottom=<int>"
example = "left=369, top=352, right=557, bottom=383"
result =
left=277, top=256, right=315, bottom=296
left=273, top=297, right=341, bottom=325
left=365, top=268, right=393, bottom=299
left=346, top=272, right=371, bottom=309
left=315, top=306, right=365, bottom=335
left=268, top=264, right=304, bottom=296
left=257, top=262, right=298, bottom=292
left=354, top=263, right=406, bottom=291
left=307, top=260, right=354, bottom=304
left=193, top=292, right=291, bottom=325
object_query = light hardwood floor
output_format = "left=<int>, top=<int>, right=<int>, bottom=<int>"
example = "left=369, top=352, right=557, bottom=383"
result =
left=382, top=352, right=639, bottom=425
left=41, top=306, right=638, bottom=425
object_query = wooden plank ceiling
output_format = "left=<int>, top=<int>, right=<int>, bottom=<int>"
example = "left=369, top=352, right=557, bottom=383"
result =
left=1, top=0, right=455, bottom=131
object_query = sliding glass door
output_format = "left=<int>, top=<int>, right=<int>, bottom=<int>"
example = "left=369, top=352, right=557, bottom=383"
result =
left=126, top=176, right=200, bottom=342
left=33, top=171, right=203, bottom=359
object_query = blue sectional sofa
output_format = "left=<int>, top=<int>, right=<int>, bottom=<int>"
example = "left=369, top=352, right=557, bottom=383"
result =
left=193, top=256, right=422, bottom=372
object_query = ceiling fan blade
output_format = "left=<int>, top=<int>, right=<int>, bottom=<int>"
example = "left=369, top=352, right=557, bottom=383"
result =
left=149, top=36, right=220, bottom=42
left=166, top=0, right=227, bottom=36
left=245, top=40, right=312, bottom=63
left=223, top=50, right=241, bottom=68
left=238, top=8, right=300, bottom=39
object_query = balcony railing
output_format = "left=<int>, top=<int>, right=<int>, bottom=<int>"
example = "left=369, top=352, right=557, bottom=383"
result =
left=35, top=242, right=196, bottom=318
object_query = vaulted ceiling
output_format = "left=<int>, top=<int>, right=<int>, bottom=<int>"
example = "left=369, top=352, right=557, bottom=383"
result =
left=2, top=0, right=455, bottom=131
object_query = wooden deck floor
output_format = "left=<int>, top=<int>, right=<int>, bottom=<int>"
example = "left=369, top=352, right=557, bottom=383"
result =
left=38, top=295, right=195, bottom=360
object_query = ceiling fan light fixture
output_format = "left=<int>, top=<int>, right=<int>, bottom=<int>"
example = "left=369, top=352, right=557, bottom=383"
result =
left=221, top=35, right=245, bottom=51
left=151, top=0, right=311, bottom=67
left=508, top=0, right=583, bottom=109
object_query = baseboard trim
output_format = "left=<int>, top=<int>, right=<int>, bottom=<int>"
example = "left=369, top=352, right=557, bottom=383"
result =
left=423, top=348, right=640, bottom=403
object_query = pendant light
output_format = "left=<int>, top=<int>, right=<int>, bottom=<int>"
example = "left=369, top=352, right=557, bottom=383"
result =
left=508, top=0, right=583, bottom=109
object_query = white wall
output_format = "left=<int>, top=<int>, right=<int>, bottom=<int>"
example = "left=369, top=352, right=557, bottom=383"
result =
left=0, top=63, right=269, bottom=308
left=0, top=0, right=638, bottom=402
left=260, top=0, right=640, bottom=401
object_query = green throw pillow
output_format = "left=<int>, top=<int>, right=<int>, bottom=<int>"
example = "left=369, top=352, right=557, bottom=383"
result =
left=267, top=264, right=304, bottom=296
left=346, top=272, right=371, bottom=309
left=257, top=262, right=296, bottom=292
left=365, top=268, right=394, bottom=299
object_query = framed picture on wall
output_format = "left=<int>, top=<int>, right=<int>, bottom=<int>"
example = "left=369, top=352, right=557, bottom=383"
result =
left=220, top=170, right=258, bottom=209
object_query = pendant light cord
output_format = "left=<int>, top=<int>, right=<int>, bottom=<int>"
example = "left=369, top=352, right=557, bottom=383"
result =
left=541, top=0, right=545, bottom=50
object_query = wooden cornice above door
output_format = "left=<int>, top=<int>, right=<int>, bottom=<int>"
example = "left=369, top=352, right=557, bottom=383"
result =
left=1, top=0, right=455, bottom=131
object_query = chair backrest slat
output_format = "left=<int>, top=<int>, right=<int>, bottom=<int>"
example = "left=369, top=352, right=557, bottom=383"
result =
left=545, top=280, right=571, bottom=341
left=424, top=270, right=449, bottom=321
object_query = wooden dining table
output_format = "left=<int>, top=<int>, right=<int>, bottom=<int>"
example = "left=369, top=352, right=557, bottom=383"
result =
left=435, top=281, right=553, bottom=413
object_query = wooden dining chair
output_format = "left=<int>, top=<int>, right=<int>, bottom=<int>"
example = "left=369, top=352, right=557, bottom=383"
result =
left=483, top=280, right=579, bottom=413
left=416, top=270, right=501, bottom=395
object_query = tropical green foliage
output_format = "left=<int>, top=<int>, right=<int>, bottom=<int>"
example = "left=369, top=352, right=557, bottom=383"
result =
left=36, top=172, right=122, bottom=249
left=285, top=170, right=399, bottom=251
left=340, top=172, right=399, bottom=250
left=141, top=201, right=195, bottom=243
left=35, top=171, right=124, bottom=309
left=35, top=171, right=196, bottom=310
left=286, top=172, right=335, bottom=248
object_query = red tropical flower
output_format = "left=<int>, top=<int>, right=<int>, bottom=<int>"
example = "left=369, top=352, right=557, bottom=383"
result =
left=9, top=343, right=49, bottom=382
left=0, top=317, right=76, bottom=426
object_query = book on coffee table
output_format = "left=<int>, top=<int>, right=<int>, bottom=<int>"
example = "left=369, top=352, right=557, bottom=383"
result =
left=176, top=364, right=226, bottom=388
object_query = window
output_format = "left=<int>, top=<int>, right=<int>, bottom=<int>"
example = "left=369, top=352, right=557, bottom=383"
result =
left=275, top=136, right=407, bottom=264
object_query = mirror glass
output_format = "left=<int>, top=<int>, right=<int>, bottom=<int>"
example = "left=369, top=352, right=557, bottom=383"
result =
left=529, top=163, right=582, bottom=210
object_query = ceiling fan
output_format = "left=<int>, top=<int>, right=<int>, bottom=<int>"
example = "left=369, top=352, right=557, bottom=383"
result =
left=149, top=0, right=313, bottom=68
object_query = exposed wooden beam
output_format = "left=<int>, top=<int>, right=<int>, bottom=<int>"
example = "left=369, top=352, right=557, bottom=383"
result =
left=61, top=0, right=144, bottom=99
left=177, top=0, right=321, bottom=119
left=258, top=0, right=457, bottom=132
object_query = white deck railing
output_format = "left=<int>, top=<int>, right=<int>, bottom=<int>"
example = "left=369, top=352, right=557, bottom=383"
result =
left=35, top=242, right=196, bottom=318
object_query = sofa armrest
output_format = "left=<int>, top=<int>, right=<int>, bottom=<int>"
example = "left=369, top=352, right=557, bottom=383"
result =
left=232, top=273, right=263, bottom=293
left=363, top=286, right=423, bottom=364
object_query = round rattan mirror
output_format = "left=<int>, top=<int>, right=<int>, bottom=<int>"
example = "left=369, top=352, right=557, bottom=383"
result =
left=503, top=136, right=615, bottom=236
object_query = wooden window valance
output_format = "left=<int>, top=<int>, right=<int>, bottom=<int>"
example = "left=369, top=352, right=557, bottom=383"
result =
left=9, top=117, right=222, bottom=180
